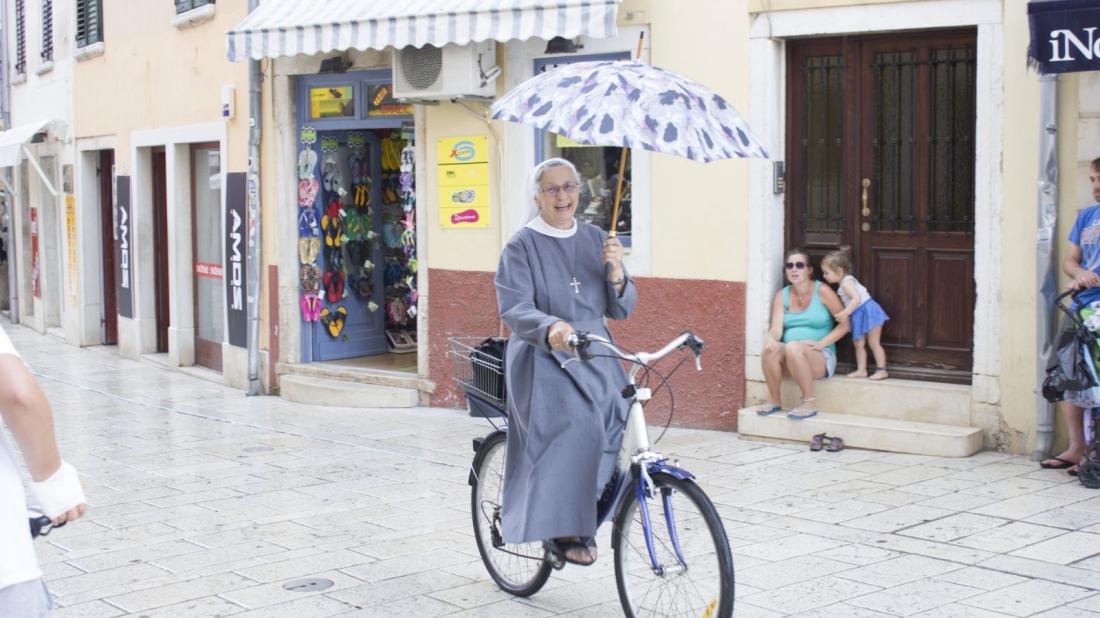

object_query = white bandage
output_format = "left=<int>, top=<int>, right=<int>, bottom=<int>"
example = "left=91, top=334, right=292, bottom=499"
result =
left=29, top=461, right=86, bottom=519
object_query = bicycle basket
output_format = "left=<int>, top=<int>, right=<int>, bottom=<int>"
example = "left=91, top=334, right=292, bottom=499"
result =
left=447, top=337, right=507, bottom=407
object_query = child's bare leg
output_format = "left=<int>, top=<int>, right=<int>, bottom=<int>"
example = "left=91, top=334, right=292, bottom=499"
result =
left=847, top=338, right=868, bottom=378
left=868, top=325, right=889, bottom=380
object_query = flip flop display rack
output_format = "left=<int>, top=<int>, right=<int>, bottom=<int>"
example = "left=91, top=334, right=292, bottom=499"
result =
left=382, top=132, right=417, bottom=353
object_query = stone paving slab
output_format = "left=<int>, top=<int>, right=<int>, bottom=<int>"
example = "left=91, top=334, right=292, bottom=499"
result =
left=5, top=322, right=1100, bottom=617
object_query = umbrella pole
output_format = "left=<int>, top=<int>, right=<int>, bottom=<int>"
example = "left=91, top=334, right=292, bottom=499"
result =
left=608, top=32, right=644, bottom=240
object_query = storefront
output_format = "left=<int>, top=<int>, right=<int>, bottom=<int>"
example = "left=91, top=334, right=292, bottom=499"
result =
left=229, top=0, right=624, bottom=405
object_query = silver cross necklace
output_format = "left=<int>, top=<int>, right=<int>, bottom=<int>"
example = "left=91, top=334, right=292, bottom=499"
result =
left=545, top=235, right=581, bottom=294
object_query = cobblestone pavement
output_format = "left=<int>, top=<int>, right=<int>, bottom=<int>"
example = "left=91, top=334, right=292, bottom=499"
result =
left=6, top=322, right=1100, bottom=617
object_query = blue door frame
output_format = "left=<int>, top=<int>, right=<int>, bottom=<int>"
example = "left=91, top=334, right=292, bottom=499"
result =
left=296, top=70, right=412, bottom=363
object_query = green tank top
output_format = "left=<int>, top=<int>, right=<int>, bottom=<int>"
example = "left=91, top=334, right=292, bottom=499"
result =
left=782, top=281, right=836, bottom=353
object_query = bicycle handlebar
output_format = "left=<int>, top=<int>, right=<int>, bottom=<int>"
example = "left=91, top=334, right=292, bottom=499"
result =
left=565, top=331, right=706, bottom=374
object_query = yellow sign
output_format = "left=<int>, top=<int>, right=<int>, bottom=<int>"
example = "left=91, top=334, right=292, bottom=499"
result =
left=65, top=195, right=77, bottom=306
left=310, top=86, right=355, bottom=119
left=437, top=136, right=489, bottom=165
left=438, top=136, right=490, bottom=228
left=438, top=163, right=489, bottom=187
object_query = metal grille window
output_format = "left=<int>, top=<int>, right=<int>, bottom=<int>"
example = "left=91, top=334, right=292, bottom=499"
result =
left=41, top=0, right=52, bottom=62
left=872, top=51, right=917, bottom=233
left=175, top=0, right=214, bottom=14
left=928, top=45, right=976, bottom=234
left=801, top=54, right=845, bottom=233
left=76, top=0, right=103, bottom=48
left=14, top=0, right=25, bottom=74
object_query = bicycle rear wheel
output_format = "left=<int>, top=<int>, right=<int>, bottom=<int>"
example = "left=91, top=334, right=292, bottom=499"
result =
left=470, top=432, right=552, bottom=596
left=613, top=472, right=734, bottom=618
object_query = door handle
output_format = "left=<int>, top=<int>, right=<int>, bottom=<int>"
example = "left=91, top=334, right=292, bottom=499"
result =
left=861, top=178, right=871, bottom=217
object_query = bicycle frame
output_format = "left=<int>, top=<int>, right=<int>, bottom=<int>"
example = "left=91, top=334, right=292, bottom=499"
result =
left=468, top=330, right=705, bottom=575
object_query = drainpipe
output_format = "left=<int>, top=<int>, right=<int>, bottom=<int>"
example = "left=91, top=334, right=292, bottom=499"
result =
left=0, top=0, right=17, bottom=324
left=1033, top=74, right=1059, bottom=462
left=245, top=0, right=262, bottom=395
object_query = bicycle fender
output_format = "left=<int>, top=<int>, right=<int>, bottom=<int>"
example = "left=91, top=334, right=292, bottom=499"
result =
left=468, top=429, right=507, bottom=486
left=645, top=461, right=695, bottom=481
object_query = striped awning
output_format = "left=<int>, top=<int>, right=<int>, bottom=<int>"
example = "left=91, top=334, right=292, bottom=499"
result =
left=227, top=0, right=622, bottom=62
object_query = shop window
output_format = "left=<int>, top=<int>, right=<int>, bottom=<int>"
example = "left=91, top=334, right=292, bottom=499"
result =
left=76, top=0, right=103, bottom=48
left=175, top=0, right=214, bottom=14
left=534, top=52, right=632, bottom=244
left=14, top=0, right=25, bottom=75
left=40, top=0, right=52, bottom=62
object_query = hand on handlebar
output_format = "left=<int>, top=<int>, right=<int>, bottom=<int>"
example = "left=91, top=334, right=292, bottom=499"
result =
left=1071, top=270, right=1100, bottom=290
left=547, top=321, right=575, bottom=353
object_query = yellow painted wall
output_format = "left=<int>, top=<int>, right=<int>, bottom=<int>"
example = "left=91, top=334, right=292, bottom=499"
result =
left=72, top=1, right=250, bottom=171
left=648, top=1, right=753, bottom=281
left=424, top=104, right=505, bottom=273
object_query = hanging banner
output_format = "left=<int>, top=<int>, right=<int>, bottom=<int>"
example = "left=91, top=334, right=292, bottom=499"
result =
left=1028, top=0, right=1100, bottom=74
left=310, top=86, right=355, bottom=119
left=116, top=176, right=133, bottom=318
left=437, top=136, right=490, bottom=228
left=65, top=195, right=77, bottom=306
left=30, top=208, right=39, bottom=298
left=367, top=84, right=413, bottom=117
left=225, top=172, right=247, bottom=348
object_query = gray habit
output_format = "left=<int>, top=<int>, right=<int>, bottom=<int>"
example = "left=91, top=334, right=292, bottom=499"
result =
left=495, top=221, right=637, bottom=544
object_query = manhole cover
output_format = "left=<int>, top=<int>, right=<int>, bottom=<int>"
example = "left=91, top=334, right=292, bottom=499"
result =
left=242, top=446, right=273, bottom=452
left=282, top=578, right=334, bottom=592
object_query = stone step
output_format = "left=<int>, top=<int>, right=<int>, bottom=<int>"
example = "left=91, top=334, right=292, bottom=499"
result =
left=737, top=408, right=983, bottom=458
left=279, top=375, right=420, bottom=408
left=745, top=375, right=972, bottom=426
left=275, top=361, right=435, bottom=395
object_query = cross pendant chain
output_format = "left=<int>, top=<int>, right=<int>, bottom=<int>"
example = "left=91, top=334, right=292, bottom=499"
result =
left=570, top=277, right=581, bottom=294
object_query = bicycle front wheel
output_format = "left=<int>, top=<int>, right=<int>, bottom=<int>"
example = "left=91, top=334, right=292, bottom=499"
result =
left=470, top=432, right=552, bottom=596
left=613, top=472, right=734, bottom=618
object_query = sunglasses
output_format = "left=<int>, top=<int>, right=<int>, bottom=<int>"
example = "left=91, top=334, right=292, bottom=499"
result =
left=540, top=182, right=579, bottom=197
left=785, top=261, right=808, bottom=270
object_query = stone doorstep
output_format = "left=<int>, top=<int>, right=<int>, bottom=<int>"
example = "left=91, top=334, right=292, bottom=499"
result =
left=278, top=374, right=420, bottom=408
left=275, top=361, right=435, bottom=394
left=736, top=408, right=983, bottom=458
left=745, top=375, right=972, bottom=427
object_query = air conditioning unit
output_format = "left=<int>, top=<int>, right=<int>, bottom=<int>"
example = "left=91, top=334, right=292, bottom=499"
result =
left=393, top=41, right=497, bottom=101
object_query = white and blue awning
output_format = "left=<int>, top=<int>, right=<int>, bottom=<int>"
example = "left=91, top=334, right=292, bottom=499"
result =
left=1028, top=0, right=1100, bottom=74
left=227, top=0, right=622, bottom=62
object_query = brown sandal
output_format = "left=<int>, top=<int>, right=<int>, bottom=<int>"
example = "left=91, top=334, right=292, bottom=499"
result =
left=825, top=437, right=845, bottom=452
left=809, top=433, right=827, bottom=452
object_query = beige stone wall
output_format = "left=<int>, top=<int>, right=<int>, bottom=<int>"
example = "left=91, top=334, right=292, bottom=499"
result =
left=72, top=1, right=250, bottom=171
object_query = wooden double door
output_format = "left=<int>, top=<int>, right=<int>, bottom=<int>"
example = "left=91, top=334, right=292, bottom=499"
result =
left=786, top=30, right=977, bottom=382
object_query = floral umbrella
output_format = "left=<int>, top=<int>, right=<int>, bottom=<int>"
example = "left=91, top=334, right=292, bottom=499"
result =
left=490, top=60, right=769, bottom=164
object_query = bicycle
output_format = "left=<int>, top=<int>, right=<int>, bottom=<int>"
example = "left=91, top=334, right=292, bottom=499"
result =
left=451, top=331, right=735, bottom=618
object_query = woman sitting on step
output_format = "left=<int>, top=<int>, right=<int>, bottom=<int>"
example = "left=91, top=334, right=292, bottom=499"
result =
left=756, top=248, right=849, bottom=421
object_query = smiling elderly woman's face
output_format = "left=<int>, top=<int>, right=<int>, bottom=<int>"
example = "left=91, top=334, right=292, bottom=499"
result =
left=535, top=165, right=580, bottom=230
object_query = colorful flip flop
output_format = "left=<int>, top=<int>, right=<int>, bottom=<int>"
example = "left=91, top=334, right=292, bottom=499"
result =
left=300, top=293, right=321, bottom=322
left=1040, top=457, right=1077, bottom=470
left=756, top=404, right=782, bottom=416
left=327, top=306, right=347, bottom=337
left=324, top=271, right=345, bottom=302
left=787, top=408, right=818, bottom=421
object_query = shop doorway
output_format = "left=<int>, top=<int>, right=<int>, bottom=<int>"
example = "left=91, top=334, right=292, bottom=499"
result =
left=151, top=149, right=170, bottom=354
left=191, top=143, right=223, bottom=371
left=98, top=150, right=118, bottom=344
left=296, top=71, right=419, bottom=368
left=786, top=30, right=977, bottom=383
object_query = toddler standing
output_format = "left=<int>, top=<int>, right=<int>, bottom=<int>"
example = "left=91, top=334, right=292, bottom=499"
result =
left=821, top=247, right=890, bottom=380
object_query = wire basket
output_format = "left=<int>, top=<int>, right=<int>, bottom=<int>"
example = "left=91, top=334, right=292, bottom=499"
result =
left=447, top=337, right=507, bottom=408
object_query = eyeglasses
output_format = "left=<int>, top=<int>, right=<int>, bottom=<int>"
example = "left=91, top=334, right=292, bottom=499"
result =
left=785, top=261, right=808, bottom=270
left=540, top=182, right=579, bottom=197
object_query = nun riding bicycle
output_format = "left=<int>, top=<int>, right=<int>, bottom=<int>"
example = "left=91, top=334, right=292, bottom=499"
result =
left=451, top=158, right=735, bottom=618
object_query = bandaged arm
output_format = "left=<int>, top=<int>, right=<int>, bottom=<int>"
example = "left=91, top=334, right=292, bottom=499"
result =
left=0, top=354, right=86, bottom=519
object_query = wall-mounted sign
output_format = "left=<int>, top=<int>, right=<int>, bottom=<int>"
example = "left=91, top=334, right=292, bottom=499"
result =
left=556, top=134, right=597, bottom=148
left=437, top=136, right=490, bottom=228
left=30, top=208, right=39, bottom=298
left=116, top=176, right=133, bottom=318
left=226, top=173, right=248, bottom=348
left=368, top=84, right=413, bottom=117
left=310, top=86, right=355, bottom=119
left=65, top=195, right=77, bottom=306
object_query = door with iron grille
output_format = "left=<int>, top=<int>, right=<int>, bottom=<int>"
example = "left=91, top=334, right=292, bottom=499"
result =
left=786, top=30, right=977, bottom=382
